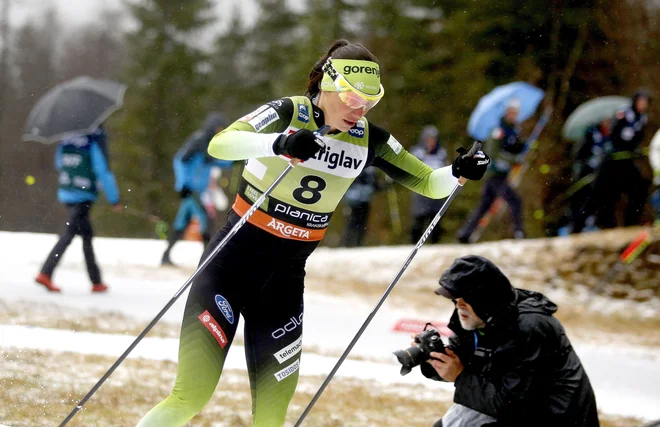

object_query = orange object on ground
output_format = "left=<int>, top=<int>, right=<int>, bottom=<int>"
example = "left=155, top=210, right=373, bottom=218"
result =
left=35, top=273, right=61, bottom=293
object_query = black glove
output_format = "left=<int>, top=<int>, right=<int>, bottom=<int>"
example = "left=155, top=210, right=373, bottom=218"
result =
left=451, top=145, right=490, bottom=180
left=273, top=129, right=325, bottom=161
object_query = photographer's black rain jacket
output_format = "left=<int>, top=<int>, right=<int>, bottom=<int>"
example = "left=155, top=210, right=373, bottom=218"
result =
left=422, top=289, right=599, bottom=427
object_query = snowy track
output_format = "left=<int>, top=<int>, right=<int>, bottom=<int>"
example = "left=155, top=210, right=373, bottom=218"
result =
left=1, top=231, right=659, bottom=421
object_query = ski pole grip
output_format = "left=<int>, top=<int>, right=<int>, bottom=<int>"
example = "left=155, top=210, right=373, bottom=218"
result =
left=466, top=140, right=483, bottom=157
left=458, top=141, right=483, bottom=185
left=290, top=125, right=331, bottom=166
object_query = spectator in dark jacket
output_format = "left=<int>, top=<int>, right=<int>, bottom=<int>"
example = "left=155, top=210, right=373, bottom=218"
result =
left=341, top=166, right=381, bottom=247
left=573, top=90, right=652, bottom=233
left=410, top=125, right=448, bottom=244
left=419, top=255, right=599, bottom=427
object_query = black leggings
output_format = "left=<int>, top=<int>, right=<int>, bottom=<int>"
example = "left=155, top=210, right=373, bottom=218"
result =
left=41, top=202, right=101, bottom=284
left=139, top=211, right=318, bottom=426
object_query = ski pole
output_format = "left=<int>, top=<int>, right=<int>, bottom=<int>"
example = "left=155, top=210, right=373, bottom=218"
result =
left=58, top=126, right=329, bottom=426
left=294, top=141, right=482, bottom=426
left=588, top=227, right=654, bottom=303
left=121, top=206, right=169, bottom=239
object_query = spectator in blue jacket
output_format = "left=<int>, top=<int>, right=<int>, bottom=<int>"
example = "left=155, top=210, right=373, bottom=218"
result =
left=35, top=125, right=120, bottom=293
left=161, top=112, right=233, bottom=266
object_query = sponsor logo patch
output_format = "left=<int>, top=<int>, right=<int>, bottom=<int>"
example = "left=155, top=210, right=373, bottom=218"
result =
left=274, top=336, right=303, bottom=364
left=198, top=310, right=228, bottom=348
left=298, top=104, right=310, bottom=123
left=386, top=135, right=403, bottom=155
left=267, top=218, right=310, bottom=240
left=245, top=184, right=264, bottom=205
left=349, top=121, right=365, bottom=138
left=215, top=295, right=234, bottom=324
left=271, top=313, right=304, bottom=339
left=239, top=104, right=270, bottom=122
left=274, top=359, right=300, bottom=382
left=274, top=203, right=330, bottom=228
left=248, top=107, right=279, bottom=132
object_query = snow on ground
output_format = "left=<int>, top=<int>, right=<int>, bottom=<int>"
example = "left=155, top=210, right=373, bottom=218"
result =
left=1, top=231, right=660, bottom=421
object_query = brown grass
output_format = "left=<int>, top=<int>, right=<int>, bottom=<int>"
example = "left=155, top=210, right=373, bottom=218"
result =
left=0, top=349, right=645, bottom=427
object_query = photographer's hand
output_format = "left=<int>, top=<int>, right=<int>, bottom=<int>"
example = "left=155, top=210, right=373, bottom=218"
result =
left=427, top=348, right=464, bottom=382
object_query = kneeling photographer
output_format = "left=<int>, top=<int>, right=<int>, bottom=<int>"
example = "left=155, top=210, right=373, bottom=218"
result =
left=396, top=255, right=599, bottom=427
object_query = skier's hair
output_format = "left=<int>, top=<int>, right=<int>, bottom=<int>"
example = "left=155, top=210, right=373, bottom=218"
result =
left=306, top=39, right=380, bottom=98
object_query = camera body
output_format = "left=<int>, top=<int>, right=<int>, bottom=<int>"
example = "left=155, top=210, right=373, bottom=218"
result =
left=394, top=328, right=446, bottom=376
left=415, top=328, right=446, bottom=355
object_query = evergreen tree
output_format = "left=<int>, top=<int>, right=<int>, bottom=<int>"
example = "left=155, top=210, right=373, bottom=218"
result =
left=112, top=0, right=215, bottom=235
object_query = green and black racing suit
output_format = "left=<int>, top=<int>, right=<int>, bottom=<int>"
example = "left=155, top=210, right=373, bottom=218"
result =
left=137, top=95, right=457, bottom=427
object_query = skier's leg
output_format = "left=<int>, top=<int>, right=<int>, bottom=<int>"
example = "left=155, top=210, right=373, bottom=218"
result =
left=162, top=199, right=192, bottom=264
left=40, top=203, right=83, bottom=277
left=353, top=202, right=370, bottom=247
left=457, top=177, right=498, bottom=240
left=138, top=229, right=249, bottom=426
left=244, top=261, right=306, bottom=427
left=342, top=206, right=363, bottom=247
left=501, top=183, right=524, bottom=236
left=77, top=203, right=102, bottom=285
left=189, top=193, right=212, bottom=247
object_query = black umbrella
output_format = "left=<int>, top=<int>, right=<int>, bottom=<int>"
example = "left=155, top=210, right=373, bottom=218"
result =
left=22, top=76, right=127, bottom=144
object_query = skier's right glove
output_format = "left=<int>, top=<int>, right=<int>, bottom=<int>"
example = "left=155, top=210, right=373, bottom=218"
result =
left=451, top=146, right=490, bottom=180
left=273, top=129, right=324, bottom=161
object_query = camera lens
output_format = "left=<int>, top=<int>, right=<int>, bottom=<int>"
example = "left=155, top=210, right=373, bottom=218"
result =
left=393, top=346, right=426, bottom=376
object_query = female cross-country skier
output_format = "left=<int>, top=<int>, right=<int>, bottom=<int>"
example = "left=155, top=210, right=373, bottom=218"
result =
left=138, top=39, right=490, bottom=427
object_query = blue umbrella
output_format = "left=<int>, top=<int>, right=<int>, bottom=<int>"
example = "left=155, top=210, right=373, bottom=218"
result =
left=468, top=82, right=545, bottom=141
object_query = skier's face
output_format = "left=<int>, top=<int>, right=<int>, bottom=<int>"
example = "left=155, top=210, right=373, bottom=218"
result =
left=319, top=91, right=366, bottom=132
left=635, top=97, right=649, bottom=114
left=454, top=298, right=485, bottom=331
left=505, top=108, right=519, bottom=124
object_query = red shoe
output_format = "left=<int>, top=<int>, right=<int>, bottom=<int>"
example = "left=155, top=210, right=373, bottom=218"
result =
left=35, top=273, right=61, bottom=293
left=92, top=283, right=109, bottom=293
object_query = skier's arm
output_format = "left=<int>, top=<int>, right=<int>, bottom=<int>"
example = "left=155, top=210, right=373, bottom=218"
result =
left=90, top=142, right=120, bottom=205
left=173, top=154, right=186, bottom=192
left=208, top=99, right=294, bottom=161
left=55, top=144, right=63, bottom=170
left=370, top=124, right=457, bottom=199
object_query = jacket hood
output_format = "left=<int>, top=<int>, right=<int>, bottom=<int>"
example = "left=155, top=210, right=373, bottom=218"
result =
left=514, top=288, right=558, bottom=315
left=203, top=112, right=229, bottom=132
left=435, top=255, right=516, bottom=322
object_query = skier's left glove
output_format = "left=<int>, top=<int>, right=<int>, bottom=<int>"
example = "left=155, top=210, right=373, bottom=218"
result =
left=452, top=146, right=490, bottom=180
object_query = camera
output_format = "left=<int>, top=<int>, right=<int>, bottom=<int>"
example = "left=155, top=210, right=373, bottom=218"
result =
left=393, top=327, right=446, bottom=376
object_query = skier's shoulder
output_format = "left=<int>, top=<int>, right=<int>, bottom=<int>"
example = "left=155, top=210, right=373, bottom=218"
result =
left=237, top=97, right=295, bottom=132
left=367, top=121, right=397, bottom=148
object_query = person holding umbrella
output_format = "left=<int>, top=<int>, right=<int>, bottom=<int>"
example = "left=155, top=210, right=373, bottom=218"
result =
left=24, top=76, right=127, bottom=293
left=458, top=99, right=527, bottom=243
left=35, top=125, right=121, bottom=293
left=572, top=90, right=652, bottom=233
